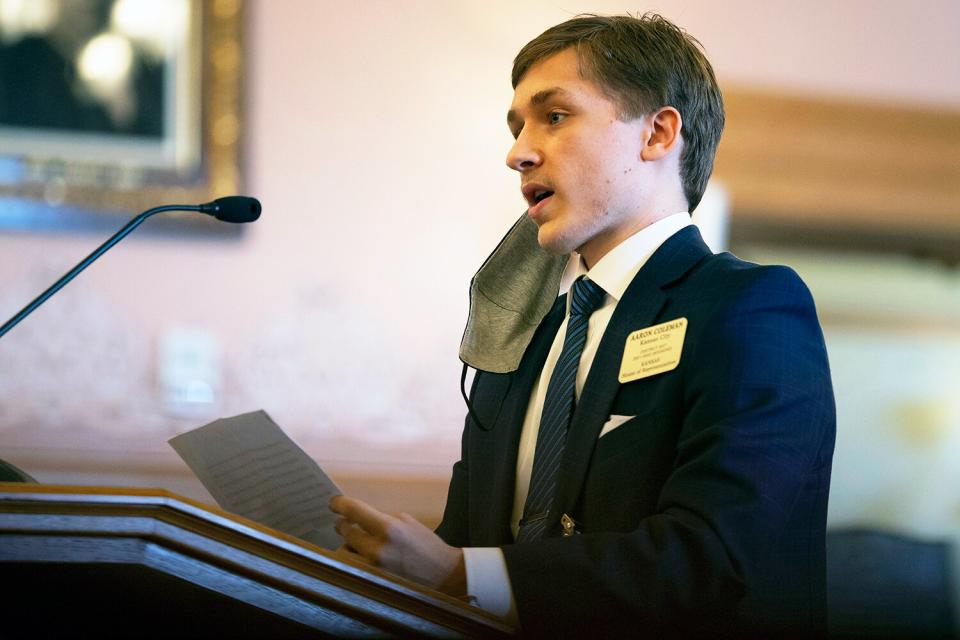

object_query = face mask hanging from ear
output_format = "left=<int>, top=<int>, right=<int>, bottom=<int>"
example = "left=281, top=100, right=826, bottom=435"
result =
left=458, top=213, right=568, bottom=374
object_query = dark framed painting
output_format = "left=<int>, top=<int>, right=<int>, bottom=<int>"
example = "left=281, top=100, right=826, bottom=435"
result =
left=0, top=0, right=244, bottom=231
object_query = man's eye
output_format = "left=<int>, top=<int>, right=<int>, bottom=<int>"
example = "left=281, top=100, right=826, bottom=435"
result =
left=548, top=111, right=567, bottom=124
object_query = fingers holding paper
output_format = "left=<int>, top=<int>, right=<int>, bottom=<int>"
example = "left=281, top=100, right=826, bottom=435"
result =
left=330, top=495, right=466, bottom=596
left=332, top=496, right=389, bottom=557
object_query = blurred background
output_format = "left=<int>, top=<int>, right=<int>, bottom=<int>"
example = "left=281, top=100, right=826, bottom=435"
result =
left=0, top=0, right=958, bottom=635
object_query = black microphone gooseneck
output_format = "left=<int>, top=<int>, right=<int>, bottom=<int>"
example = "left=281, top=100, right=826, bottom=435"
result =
left=0, top=196, right=261, bottom=340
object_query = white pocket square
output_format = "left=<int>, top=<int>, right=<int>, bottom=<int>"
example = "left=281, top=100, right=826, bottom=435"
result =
left=599, top=414, right=635, bottom=438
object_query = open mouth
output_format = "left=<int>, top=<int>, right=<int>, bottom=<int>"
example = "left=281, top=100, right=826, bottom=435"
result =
left=533, top=190, right=554, bottom=204
left=522, top=182, right=556, bottom=212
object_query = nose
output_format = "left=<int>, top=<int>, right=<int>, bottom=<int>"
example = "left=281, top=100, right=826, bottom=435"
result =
left=506, top=130, right=542, bottom=172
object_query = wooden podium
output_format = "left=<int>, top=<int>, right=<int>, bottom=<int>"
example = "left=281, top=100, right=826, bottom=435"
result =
left=0, top=483, right=511, bottom=638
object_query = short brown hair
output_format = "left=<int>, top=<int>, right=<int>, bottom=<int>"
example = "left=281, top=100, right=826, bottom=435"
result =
left=512, top=14, right=724, bottom=211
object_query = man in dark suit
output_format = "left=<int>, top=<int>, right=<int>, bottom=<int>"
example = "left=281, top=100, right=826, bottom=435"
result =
left=332, top=14, right=835, bottom=638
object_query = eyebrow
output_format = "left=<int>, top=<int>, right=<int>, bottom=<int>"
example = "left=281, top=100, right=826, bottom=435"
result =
left=506, top=87, right=572, bottom=129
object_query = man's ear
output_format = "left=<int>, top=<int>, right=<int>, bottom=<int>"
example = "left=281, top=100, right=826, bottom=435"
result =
left=640, top=107, right=682, bottom=161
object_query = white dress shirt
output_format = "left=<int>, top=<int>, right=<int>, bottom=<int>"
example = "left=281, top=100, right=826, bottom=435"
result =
left=461, top=212, right=694, bottom=626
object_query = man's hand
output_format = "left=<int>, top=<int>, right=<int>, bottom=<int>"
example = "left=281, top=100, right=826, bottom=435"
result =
left=329, top=495, right=466, bottom=596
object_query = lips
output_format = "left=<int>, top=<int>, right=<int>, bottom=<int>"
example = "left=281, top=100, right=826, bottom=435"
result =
left=521, top=181, right=555, bottom=218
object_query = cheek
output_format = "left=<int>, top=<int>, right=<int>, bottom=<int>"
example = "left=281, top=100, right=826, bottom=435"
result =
left=553, top=131, right=636, bottom=217
left=557, top=145, right=614, bottom=203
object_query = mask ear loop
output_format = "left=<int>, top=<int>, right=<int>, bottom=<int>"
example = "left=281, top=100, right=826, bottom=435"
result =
left=460, top=362, right=492, bottom=432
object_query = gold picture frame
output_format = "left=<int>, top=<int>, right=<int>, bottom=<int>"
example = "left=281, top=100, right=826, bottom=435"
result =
left=0, top=0, right=244, bottom=224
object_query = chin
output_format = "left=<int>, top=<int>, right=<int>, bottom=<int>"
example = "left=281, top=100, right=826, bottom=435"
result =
left=536, top=226, right=577, bottom=256
left=537, top=218, right=591, bottom=256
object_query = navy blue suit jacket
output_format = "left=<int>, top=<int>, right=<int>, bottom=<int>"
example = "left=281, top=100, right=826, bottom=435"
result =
left=436, top=226, right=836, bottom=637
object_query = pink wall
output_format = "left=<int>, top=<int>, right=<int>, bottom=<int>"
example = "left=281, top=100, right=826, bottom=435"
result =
left=1, top=0, right=957, bottom=487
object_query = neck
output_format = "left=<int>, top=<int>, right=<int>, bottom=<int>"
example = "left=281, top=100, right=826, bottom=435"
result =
left=579, top=208, right=686, bottom=269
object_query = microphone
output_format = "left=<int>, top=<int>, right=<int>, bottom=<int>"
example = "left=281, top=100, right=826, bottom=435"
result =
left=199, top=196, right=262, bottom=223
left=0, top=196, right=262, bottom=340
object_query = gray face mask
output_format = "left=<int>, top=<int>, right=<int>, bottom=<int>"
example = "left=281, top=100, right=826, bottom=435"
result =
left=458, top=213, right=568, bottom=374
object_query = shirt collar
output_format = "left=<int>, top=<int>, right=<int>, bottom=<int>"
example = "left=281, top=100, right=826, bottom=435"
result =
left=558, top=212, right=693, bottom=302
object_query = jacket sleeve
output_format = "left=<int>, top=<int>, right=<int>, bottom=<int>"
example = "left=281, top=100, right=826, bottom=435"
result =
left=435, top=451, right=469, bottom=546
left=435, top=386, right=474, bottom=547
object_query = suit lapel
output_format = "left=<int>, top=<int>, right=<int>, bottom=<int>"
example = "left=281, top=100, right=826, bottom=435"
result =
left=483, top=294, right=566, bottom=541
left=553, top=226, right=713, bottom=520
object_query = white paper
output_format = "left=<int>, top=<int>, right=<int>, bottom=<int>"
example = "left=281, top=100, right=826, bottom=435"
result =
left=169, top=409, right=342, bottom=549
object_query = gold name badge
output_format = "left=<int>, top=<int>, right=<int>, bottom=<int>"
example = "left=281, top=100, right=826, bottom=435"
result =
left=618, top=317, right=688, bottom=384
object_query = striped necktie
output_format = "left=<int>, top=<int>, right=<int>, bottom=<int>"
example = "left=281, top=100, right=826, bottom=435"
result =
left=517, top=276, right=606, bottom=542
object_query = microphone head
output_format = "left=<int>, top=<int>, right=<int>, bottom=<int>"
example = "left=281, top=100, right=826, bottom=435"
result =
left=205, top=196, right=261, bottom=223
